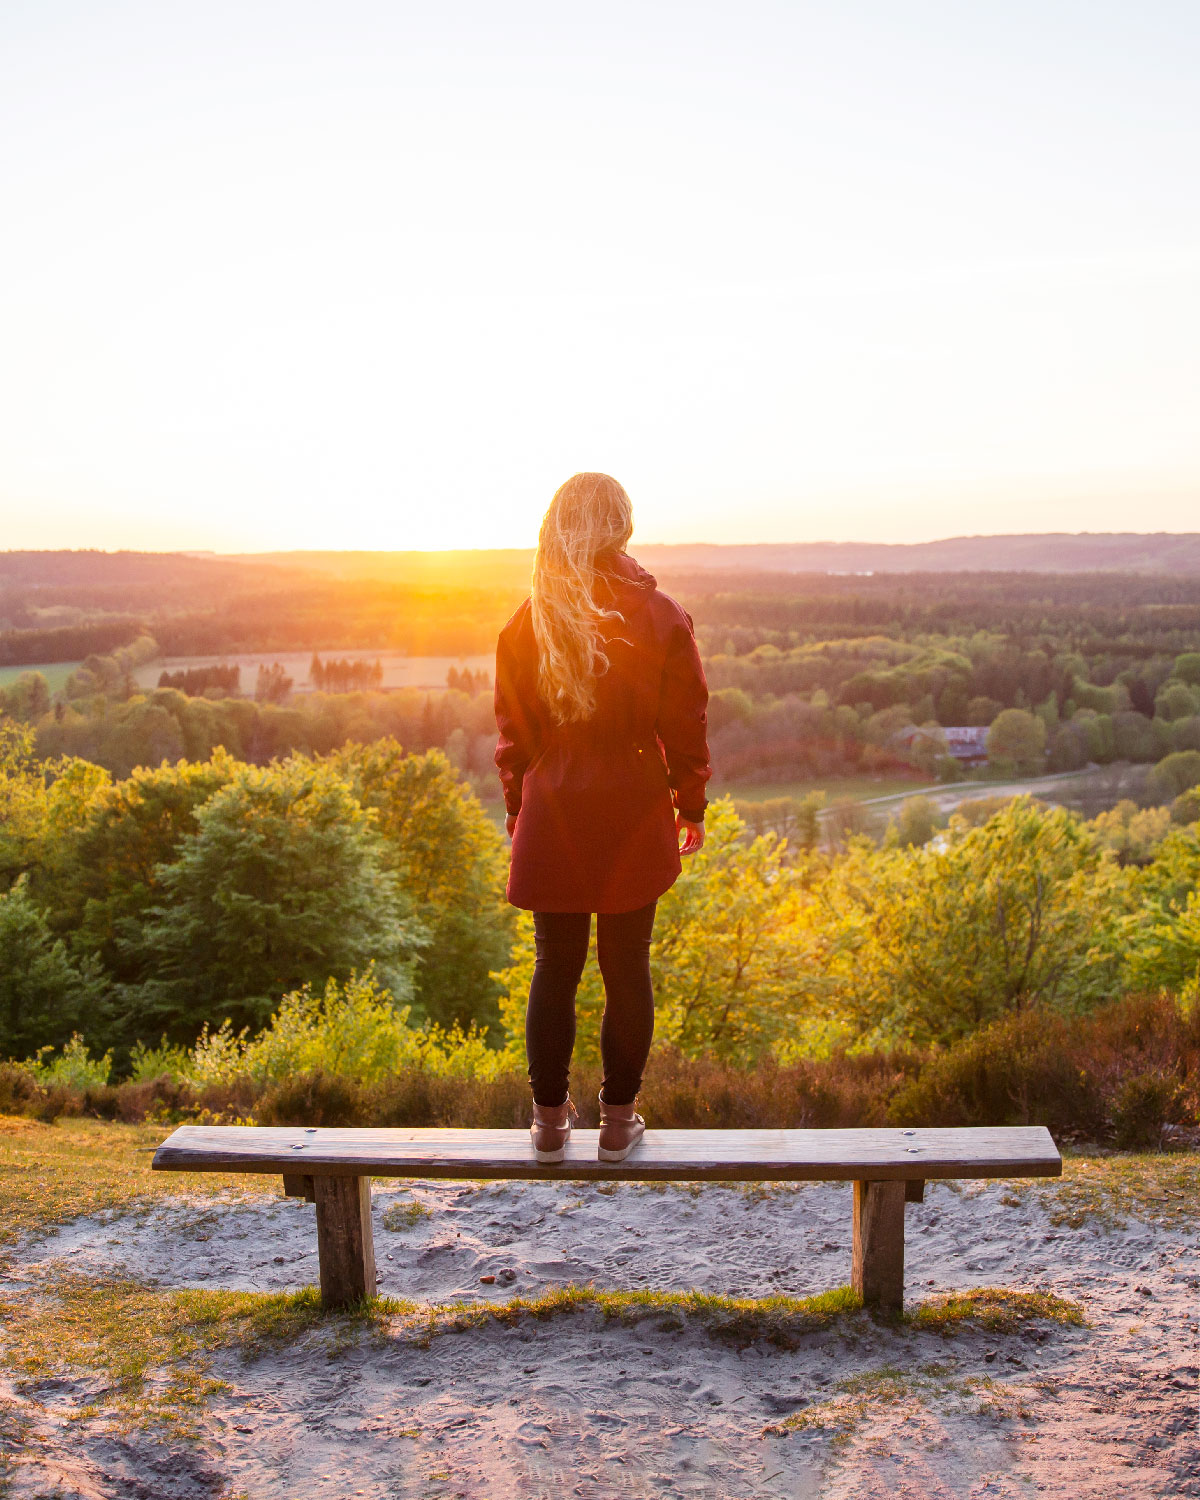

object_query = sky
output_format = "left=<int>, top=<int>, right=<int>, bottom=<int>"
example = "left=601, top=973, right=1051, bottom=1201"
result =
left=1, top=0, right=1197, bottom=553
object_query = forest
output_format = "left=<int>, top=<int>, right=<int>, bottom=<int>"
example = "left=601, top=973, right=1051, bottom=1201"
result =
left=1, top=550, right=1198, bottom=1143
left=1, top=713, right=1198, bottom=1144
left=4, top=553, right=1200, bottom=800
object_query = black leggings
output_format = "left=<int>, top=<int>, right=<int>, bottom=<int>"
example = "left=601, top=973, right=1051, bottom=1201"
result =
left=526, top=901, right=657, bottom=1108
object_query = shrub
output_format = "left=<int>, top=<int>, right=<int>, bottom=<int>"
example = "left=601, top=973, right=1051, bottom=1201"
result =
left=1109, top=1070, right=1182, bottom=1149
left=889, top=992, right=1200, bottom=1142
left=887, top=1008, right=1107, bottom=1136
left=1172, top=788, right=1200, bottom=826
left=257, top=1071, right=368, bottom=1128
left=0, top=1063, right=73, bottom=1123
left=0, top=1062, right=44, bottom=1116
left=81, top=1075, right=200, bottom=1123
left=187, top=970, right=504, bottom=1087
left=128, top=1038, right=193, bottom=1084
left=1145, top=750, right=1200, bottom=804
left=22, top=1034, right=112, bottom=1090
left=8, top=993, right=1197, bottom=1139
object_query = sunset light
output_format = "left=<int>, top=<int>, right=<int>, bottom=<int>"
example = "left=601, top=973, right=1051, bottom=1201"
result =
left=2, top=2, right=1197, bottom=551
left=2, top=9, right=1199, bottom=1495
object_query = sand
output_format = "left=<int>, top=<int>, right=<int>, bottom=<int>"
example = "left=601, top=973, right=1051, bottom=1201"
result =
left=3, top=1173, right=1197, bottom=1498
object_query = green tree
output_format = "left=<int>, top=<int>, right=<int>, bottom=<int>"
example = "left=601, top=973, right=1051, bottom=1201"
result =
left=1123, top=823, right=1200, bottom=994
left=118, top=757, right=427, bottom=1041
left=886, top=795, right=943, bottom=849
left=42, top=750, right=238, bottom=975
left=1090, top=800, right=1172, bottom=865
left=1172, top=788, right=1200, bottom=826
left=1144, top=750, right=1200, bottom=805
left=966, top=696, right=1003, bottom=727
left=820, top=801, right=1128, bottom=1047
left=0, top=672, right=51, bottom=722
left=1173, top=717, right=1200, bottom=754
left=1172, top=652, right=1200, bottom=687
left=1155, top=681, right=1199, bottom=722
left=330, top=740, right=515, bottom=1033
left=986, top=709, right=1047, bottom=774
left=733, top=794, right=824, bottom=847
left=0, top=721, right=110, bottom=892
left=0, top=877, right=108, bottom=1059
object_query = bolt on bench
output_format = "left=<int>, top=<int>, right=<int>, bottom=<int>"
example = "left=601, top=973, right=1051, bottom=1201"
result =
left=152, top=1125, right=1061, bottom=1312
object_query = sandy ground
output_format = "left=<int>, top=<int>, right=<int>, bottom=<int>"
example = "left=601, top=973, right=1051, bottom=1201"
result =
left=3, top=1174, right=1198, bottom=1499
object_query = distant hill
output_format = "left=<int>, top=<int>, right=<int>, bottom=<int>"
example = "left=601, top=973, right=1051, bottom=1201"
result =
left=237, top=532, right=1200, bottom=581
left=6, top=534, right=1200, bottom=606
left=640, top=533, right=1200, bottom=575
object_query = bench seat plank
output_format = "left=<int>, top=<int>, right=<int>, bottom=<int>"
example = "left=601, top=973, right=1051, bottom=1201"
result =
left=152, top=1124, right=1061, bottom=1182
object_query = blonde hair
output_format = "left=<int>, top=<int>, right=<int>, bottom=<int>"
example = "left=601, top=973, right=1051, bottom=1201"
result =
left=530, top=472, right=638, bottom=724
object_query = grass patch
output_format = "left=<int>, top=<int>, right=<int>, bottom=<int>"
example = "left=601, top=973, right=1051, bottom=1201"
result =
left=765, top=1363, right=915, bottom=1444
left=0, top=1117, right=278, bottom=1253
left=906, top=1287, right=1084, bottom=1332
left=381, top=1198, right=432, bottom=1232
left=406, top=1283, right=863, bottom=1349
left=0, top=1269, right=1081, bottom=1445
left=0, top=1269, right=413, bottom=1438
left=1001, top=1151, right=1198, bottom=1230
left=395, top=1280, right=1080, bottom=1349
left=765, top=1362, right=1037, bottom=1444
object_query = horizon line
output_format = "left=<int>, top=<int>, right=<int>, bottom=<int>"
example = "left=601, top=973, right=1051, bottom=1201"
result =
left=8, top=528, right=1200, bottom=560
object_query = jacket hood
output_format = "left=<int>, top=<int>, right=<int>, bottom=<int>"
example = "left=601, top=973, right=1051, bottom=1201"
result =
left=594, top=548, right=657, bottom=603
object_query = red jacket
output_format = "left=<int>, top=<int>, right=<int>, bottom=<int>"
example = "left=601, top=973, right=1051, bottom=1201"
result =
left=494, top=549, right=711, bottom=913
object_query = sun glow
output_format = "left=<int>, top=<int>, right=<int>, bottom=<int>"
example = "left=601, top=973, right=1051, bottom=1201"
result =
left=1, top=2, right=1197, bottom=552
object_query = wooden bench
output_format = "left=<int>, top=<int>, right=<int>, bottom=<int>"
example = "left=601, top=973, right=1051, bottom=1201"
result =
left=152, top=1124, right=1061, bottom=1313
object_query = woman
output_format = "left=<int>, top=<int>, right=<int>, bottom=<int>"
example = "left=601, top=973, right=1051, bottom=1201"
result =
left=494, top=472, right=711, bottom=1164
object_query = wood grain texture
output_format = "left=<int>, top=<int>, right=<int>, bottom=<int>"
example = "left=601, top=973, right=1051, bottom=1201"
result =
left=904, top=1179, right=926, bottom=1203
left=314, top=1175, right=375, bottom=1309
left=852, top=1179, right=907, bottom=1311
left=282, top=1173, right=316, bottom=1202
left=152, top=1125, right=1061, bottom=1183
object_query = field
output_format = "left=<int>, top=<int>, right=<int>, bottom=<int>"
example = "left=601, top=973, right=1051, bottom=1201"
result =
left=0, top=659, right=81, bottom=693
left=130, top=650, right=494, bottom=694
left=715, top=769, right=1098, bottom=813
left=715, top=774, right=932, bottom=805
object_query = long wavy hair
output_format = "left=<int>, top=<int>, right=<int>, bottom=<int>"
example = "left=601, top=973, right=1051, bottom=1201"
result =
left=530, top=472, right=638, bottom=724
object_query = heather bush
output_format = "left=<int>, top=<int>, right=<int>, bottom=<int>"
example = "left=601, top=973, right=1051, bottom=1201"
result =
left=256, top=1070, right=369, bottom=1128
left=0, top=1062, right=45, bottom=1115
left=887, top=1009, right=1107, bottom=1136
left=1110, top=1071, right=1183, bottom=1149
left=889, top=992, right=1199, bottom=1141
left=3, top=993, right=1196, bottom=1141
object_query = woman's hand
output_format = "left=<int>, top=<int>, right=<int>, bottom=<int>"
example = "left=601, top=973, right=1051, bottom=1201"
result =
left=677, top=813, right=705, bottom=856
left=506, top=813, right=518, bottom=840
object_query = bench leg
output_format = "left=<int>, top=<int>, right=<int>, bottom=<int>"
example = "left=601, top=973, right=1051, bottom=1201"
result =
left=282, top=1173, right=316, bottom=1202
left=314, top=1175, right=376, bottom=1310
left=852, top=1179, right=906, bottom=1312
